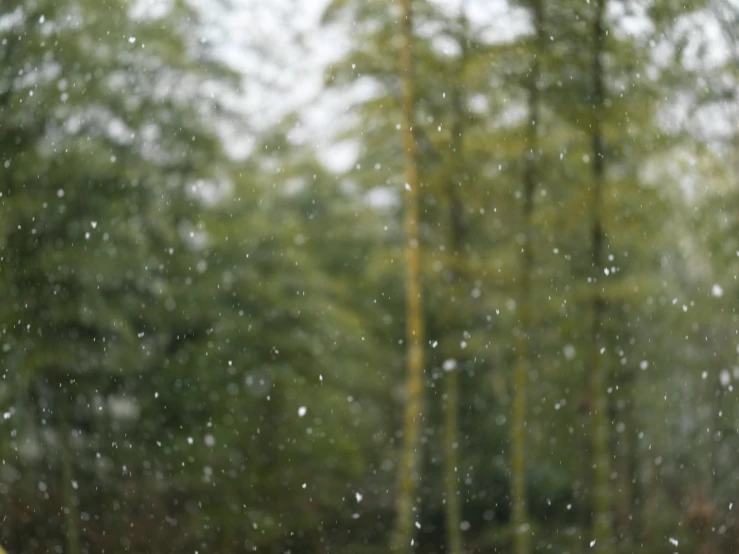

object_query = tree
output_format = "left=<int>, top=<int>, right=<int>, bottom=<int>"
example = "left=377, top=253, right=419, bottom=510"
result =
left=440, top=6, right=469, bottom=551
left=0, top=0, right=232, bottom=551
left=4, top=1, right=737, bottom=552
left=391, top=0, right=427, bottom=550
left=511, top=2, right=544, bottom=553
left=586, top=0, right=613, bottom=550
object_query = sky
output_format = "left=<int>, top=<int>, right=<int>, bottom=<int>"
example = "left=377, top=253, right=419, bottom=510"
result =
left=194, top=0, right=342, bottom=160
left=199, top=0, right=529, bottom=168
left=195, top=0, right=735, bottom=174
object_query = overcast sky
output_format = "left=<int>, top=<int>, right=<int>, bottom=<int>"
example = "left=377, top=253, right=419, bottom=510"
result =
left=197, top=0, right=735, bottom=170
left=199, top=0, right=532, bottom=167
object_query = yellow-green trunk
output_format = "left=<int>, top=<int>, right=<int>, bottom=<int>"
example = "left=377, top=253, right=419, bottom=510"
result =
left=391, top=0, right=426, bottom=550
left=444, top=368, right=462, bottom=554
left=511, top=3, right=543, bottom=553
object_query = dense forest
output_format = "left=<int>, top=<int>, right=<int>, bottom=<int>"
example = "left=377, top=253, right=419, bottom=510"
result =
left=1, top=0, right=739, bottom=553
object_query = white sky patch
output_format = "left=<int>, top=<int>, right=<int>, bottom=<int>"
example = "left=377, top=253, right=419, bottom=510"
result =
left=317, top=140, right=359, bottom=173
left=365, top=187, right=399, bottom=210
left=195, top=0, right=735, bottom=182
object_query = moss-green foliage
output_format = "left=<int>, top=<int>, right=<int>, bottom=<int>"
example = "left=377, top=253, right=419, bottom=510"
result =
left=1, top=0, right=738, bottom=553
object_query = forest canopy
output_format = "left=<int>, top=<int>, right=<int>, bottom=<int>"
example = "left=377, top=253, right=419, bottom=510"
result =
left=1, top=1, right=739, bottom=553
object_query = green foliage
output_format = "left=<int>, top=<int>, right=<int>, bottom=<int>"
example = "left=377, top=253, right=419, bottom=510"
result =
left=1, top=1, right=738, bottom=553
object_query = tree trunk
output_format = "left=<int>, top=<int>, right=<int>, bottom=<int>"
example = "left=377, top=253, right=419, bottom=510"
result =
left=625, top=391, right=642, bottom=547
left=443, top=367, right=462, bottom=554
left=391, top=0, right=426, bottom=550
left=588, top=0, right=613, bottom=551
left=511, top=4, right=544, bottom=554
left=60, top=422, right=82, bottom=554
left=442, top=10, right=469, bottom=554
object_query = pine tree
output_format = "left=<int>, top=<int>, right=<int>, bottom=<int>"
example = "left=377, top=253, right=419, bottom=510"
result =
left=511, top=2, right=544, bottom=553
left=442, top=7, right=470, bottom=553
left=391, top=0, right=426, bottom=550
left=587, top=0, right=613, bottom=550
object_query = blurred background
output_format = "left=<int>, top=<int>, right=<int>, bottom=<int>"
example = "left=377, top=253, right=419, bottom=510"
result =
left=1, top=0, right=739, bottom=552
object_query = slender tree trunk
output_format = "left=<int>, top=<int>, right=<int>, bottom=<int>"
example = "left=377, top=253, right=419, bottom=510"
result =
left=442, top=10, right=469, bottom=554
left=443, top=366, right=462, bottom=554
left=588, top=0, right=612, bottom=551
left=511, top=4, right=543, bottom=554
left=391, top=0, right=426, bottom=550
left=709, top=381, right=723, bottom=497
left=60, top=422, right=82, bottom=554
left=625, top=391, right=642, bottom=547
